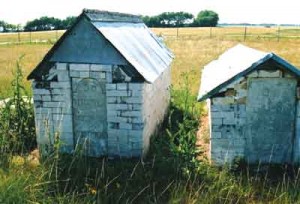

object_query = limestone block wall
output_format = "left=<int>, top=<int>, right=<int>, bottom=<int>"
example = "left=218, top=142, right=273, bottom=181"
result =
left=32, top=62, right=73, bottom=154
left=142, top=67, right=171, bottom=154
left=209, top=69, right=300, bottom=165
left=106, top=82, right=145, bottom=157
left=32, top=62, right=171, bottom=157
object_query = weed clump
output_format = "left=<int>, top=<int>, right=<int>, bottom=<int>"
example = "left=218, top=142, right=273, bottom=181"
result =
left=0, top=56, right=36, bottom=154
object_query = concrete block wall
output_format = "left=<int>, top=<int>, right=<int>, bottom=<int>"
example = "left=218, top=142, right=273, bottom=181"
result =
left=106, top=81, right=144, bottom=157
left=32, top=62, right=171, bottom=157
left=209, top=68, right=300, bottom=165
left=210, top=104, right=246, bottom=164
left=32, top=62, right=73, bottom=154
left=142, top=67, right=171, bottom=154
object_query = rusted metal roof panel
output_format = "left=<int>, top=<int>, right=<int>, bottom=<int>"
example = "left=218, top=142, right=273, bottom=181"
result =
left=198, top=44, right=300, bottom=101
left=92, top=22, right=173, bottom=83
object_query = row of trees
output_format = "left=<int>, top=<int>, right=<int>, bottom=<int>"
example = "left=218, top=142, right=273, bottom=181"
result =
left=0, top=20, right=21, bottom=32
left=24, top=16, right=76, bottom=31
left=0, top=16, right=76, bottom=32
left=142, top=10, right=219, bottom=27
left=0, top=10, right=219, bottom=32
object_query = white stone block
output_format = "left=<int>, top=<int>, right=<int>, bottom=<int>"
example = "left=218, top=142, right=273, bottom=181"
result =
left=121, top=111, right=141, bottom=117
left=70, top=71, right=80, bottom=78
left=52, top=94, right=66, bottom=102
left=212, top=118, right=223, bottom=125
left=106, top=90, right=130, bottom=97
left=33, top=94, right=42, bottom=101
left=132, top=123, right=143, bottom=130
left=258, top=70, right=281, bottom=78
left=129, top=83, right=144, bottom=91
left=129, top=130, right=143, bottom=138
left=106, top=97, right=117, bottom=103
left=42, top=95, right=51, bottom=101
left=57, top=70, right=70, bottom=82
left=132, top=104, right=142, bottom=111
left=106, top=84, right=116, bottom=90
left=51, top=88, right=70, bottom=95
left=33, top=89, right=50, bottom=95
left=35, top=108, right=52, bottom=114
left=107, top=116, right=129, bottom=123
left=89, top=71, right=100, bottom=79
left=51, top=107, right=62, bottom=114
left=211, top=105, right=233, bottom=112
left=50, top=82, right=71, bottom=89
left=107, top=110, right=120, bottom=117
left=62, top=105, right=72, bottom=114
left=106, top=73, right=112, bottom=83
left=117, top=83, right=128, bottom=90
left=80, top=71, right=89, bottom=78
left=132, top=117, right=144, bottom=123
left=223, top=118, right=236, bottom=125
left=123, top=97, right=142, bottom=104
left=119, top=122, right=132, bottom=130
left=56, top=63, right=68, bottom=70
left=212, top=132, right=222, bottom=139
left=100, top=72, right=106, bottom=79
left=69, top=64, right=89, bottom=71
left=131, top=90, right=142, bottom=97
left=215, top=97, right=235, bottom=105
left=108, top=129, right=129, bottom=137
left=90, top=64, right=112, bottom=72
left=44, top=101, right=65, bottom=108
left=107, top=104, right=130, bottom=110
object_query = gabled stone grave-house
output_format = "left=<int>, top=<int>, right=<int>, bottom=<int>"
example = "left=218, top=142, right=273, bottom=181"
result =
left=198, top=44, right=300, bottom=165
left=27, top=9, right=173, bottom=157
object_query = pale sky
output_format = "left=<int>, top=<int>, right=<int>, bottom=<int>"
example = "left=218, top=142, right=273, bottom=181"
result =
left=0, top=0, right=299, bottom=25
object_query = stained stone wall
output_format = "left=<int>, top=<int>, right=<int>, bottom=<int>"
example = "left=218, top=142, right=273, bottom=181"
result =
left=32, top=62, right=170, bottom=157
left=209, top=68, right=300, bottom=165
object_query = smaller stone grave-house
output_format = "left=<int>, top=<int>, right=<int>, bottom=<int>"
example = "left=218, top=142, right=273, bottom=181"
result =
left=27, top=9, right=173, bottom=157
left=198, top=44, right=300, bottom=165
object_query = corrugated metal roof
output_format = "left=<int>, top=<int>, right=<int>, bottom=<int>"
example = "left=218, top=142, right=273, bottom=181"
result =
left=27, top=9, right=173, bottom=82
left=198, top=44, right=300, bottom=101
left=93, top=22, right=173, bottom=83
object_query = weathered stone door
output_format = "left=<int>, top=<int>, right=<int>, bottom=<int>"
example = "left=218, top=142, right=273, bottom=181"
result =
left=73, top=78, right=107, bottom=156
left=246, top=78, right=296, bottom=163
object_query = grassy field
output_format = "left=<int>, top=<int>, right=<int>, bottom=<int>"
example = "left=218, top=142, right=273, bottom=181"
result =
left=0, top=28, right=300, bottom=203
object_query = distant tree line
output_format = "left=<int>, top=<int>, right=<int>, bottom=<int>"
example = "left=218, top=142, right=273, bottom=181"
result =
left=0, top=20, right=21, bottom=32
left=24, top=16, right=77, bottom=31
left=0, top=16, right=77, bottom=32
left=0, top=10, right=219, bottom=32
left=142, top=10, right=219, bottom=27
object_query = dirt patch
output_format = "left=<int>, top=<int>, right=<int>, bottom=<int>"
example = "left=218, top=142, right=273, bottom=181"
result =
left=196, top=113, right=210, bottom=161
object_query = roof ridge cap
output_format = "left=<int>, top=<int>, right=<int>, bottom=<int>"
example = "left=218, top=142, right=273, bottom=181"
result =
left=83, top=9, right=143, bottom=23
